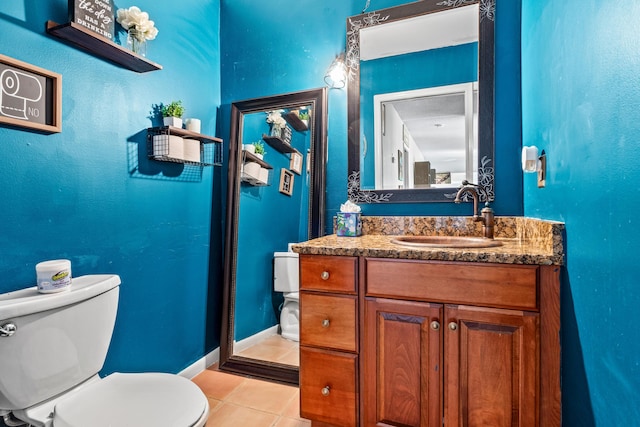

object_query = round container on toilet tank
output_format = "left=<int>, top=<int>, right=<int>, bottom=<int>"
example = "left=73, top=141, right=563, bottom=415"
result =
left=35, top=259, right=72, bottom=293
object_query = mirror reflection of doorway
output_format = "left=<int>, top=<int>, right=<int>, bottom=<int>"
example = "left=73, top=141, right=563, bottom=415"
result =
left=375, top=82, right=478, bottom=190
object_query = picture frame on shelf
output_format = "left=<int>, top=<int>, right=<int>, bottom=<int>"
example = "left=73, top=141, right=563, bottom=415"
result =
left=282, top=125, right=292, bottom=145
left=290, top=151, right=303, bottom=175
left=0, top=54, right=62, bottom=133
left=279, top=168, right=294, bottom=196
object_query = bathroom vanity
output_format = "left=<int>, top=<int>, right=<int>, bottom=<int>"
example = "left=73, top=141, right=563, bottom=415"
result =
left=293, top=216, right=564, bottom=427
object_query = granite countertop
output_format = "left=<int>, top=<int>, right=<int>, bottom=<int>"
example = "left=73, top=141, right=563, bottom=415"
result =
left=292, top=216, right=565, bottom=266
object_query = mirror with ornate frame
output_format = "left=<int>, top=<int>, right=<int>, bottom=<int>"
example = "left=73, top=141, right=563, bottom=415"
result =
left=220, top=88, right=327, bottom=385
left=347, top=0, right=495, bottom=203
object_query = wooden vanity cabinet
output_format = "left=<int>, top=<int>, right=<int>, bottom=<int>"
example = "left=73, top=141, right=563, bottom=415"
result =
left=299, top=255, right=561, bottom=427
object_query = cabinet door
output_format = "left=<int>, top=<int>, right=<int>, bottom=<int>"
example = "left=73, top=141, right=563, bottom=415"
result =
left=444, top=305, right=539, bottom=427
left=363, top=298, right=443, bottom=427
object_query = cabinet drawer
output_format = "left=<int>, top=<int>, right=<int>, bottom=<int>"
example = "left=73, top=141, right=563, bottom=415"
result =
left=300, top=254, right=357, bottom=294
left=365, top=258, right=539, bottom=310
left=300, top=347, right=357, bottom=427
left=300, top=292, right=357, bottom=352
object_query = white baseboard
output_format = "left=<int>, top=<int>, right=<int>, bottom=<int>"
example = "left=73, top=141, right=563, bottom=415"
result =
left=178, top=326, right=279, bottom=380
left=234, top=325, right=279, bottom=353
left=179, top=347, right=220, bottom=379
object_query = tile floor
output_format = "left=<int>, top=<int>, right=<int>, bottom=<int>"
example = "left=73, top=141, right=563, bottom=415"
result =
left=192, top=365, right=310, bottom=427
left=236, top=334, right=300, bottom=367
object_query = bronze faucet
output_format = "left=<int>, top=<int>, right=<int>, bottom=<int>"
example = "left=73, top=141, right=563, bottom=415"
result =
left=454, top=180, right=495, bottom=239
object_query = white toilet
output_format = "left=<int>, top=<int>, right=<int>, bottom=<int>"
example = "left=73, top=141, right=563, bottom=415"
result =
left=0, top=275, right=209, bottom=427
left=273, top=250, right=300, bottom=341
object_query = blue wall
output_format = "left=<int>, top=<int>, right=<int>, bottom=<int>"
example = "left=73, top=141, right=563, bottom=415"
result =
left=0, top=0, right=222, bottom=376
left=522, top=0, right=640, bottom=424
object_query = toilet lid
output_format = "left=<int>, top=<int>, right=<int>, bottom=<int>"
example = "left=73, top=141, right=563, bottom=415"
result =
left=53, top=373, right=207, bottom=427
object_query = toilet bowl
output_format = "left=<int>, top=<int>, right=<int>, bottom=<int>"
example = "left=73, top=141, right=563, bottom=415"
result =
left=280, top=291, right=300, bottom=341
left=274, top=250, right=300, bottom=341
left=0, top=275, right=209, bottom=427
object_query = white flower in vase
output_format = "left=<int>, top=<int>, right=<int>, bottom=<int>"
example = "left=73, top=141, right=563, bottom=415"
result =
left=116, top=6, right=159, bottom=55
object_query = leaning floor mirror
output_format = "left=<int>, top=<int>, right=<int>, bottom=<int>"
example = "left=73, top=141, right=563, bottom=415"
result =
left=220, top=88, right=328, bottom=385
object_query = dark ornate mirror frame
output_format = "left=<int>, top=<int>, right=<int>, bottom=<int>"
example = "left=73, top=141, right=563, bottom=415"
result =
left=347, top=0, right=495, bottom=203
left=220, top=88, right=328, bottom=385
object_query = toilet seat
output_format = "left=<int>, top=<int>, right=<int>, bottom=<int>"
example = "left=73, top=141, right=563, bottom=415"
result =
left=52, top=373, right=208, bottom=427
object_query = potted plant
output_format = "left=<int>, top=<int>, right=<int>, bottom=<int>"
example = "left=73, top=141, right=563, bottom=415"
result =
left=298, top=110, right=310, bottom=127
left=162, top=101, right=185, bottom=128
left=253, top=141, right=266, bottom=159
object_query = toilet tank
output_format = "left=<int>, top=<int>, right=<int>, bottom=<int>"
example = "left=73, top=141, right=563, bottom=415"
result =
left=0, top=275, right=121, bottom=411
left=274, top=252, right=299, bottom=293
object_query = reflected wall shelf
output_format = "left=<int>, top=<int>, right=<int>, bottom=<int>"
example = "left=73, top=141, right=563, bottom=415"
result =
left=262, top=134, right=300, bottom=155
left=243, top=150, right=273, bottom=169
left=46, top=21, right=162, bottom=73
left=241, top=173, right=269, bottom=186
left=147, top=126, right=223, bottom=166
left=283, top=112, right=309, bottom=132
left=241, top=150, right=272, bottom=186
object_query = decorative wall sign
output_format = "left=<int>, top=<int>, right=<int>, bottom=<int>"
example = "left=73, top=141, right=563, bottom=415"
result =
left=290, top=151, right=303, bottom=175
left=279, top=169, right=294, bottom=196
left=68, top=0, right=115, bottom=40
left=0, top=54, right=62, bottom=133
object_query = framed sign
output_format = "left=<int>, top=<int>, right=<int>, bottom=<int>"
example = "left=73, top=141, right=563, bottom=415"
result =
left=290, top=151, right=303, bottom=175
left=0, top=54, right=62, bottom=134
left=69, top=0, right=115, bottom=40
left=279, top=169, right=294, bottom=196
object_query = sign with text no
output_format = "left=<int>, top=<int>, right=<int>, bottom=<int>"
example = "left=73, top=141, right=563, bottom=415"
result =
left=0, top=54, right=62, bottom=134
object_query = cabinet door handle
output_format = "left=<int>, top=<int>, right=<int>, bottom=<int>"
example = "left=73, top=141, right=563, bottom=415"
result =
left=448, top=322, right=458, bottom=331
left=320, top=271, right=330, bottom=280
left=321, top=386, right=331, bottom=396
left=322, top=318, right=330, bottom=328
left=430, top=321, right=440, bottom=330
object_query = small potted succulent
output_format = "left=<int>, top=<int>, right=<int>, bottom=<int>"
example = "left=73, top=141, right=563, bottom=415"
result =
left=298, top=110, right=310, bottom=127
left=161, top=101, right=185, bottom=128
left=253, top=141, right=266, bottom=159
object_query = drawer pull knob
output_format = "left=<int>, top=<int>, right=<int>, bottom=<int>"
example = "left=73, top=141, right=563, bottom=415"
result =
left=322, top=319, right=330, bottom=328
left=449, top=322, right=458, bottom=331
left=321, top=271, right=330, bottom=280
left=430, top=321, right=440, bottom=330
left=321, top=386, right=331, bottom=396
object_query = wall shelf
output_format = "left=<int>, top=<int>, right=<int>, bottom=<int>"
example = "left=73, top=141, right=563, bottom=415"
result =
left=46, top=21, right=162, bottom=73
left=262, top=134, right=300, bottom=155
left=243, top=150, right=273, bottom=169
left=241, top=173, right=269, bottom=186
left=283, top=112, right=309, bottom=132
left=147, top=126, right=223, bottom=166
left=241, top=150, right=271, bottom=186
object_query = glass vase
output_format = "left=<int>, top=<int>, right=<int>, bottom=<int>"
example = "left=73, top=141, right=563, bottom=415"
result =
left=270, top=125, right=282, bottom=138
left=127, top=28, right=147, bottom=57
